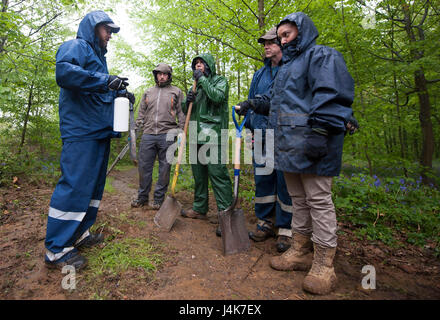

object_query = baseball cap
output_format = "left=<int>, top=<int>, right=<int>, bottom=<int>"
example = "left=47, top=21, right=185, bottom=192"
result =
left=257, top=26, right=277, bottom=43
left=104, top=22, right=120, bottom=33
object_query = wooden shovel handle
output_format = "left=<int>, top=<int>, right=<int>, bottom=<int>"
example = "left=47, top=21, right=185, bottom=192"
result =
left=170, top=80, right=197, bottom=195
left=234, top=137, right=241, bottom=170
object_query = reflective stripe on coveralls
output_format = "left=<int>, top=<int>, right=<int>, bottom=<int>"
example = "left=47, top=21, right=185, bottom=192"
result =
left=45, top=139, right=109, bottom=262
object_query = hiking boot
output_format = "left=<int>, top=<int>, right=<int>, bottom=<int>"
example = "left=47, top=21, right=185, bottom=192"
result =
left=269, top=232, right=313, bottom=271
left=248, top=223, right=275, bottom=242
left=45, top=250, right=88, bottom=271
left=76, top=233, right=104, bottom=249
left=181, top=209, right=207, bottom=220
left=302, top=244, right=337, bottom=295
left=131, top=198, right=148, bottom=208
left=149, top=201, right=162, bottom=210
left=276, top=235, right=292, bottom=253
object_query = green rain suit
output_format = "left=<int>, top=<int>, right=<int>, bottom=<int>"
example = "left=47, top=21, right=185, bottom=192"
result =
left=183, top=53, right=233, bottom=214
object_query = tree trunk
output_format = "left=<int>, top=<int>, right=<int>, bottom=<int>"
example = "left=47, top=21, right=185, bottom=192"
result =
left=257, top=0, right=265, bottom=29
left=402, top=2, right=434, bottom=184
left=19, top=81, right=34, bottom=154
left=0, top=0, right=9, bottom=54
left=182, top=44, right=188, bottom=94
left=237, top=69, right=241, bottom=100
left=415, top=70, right=434, bottom=181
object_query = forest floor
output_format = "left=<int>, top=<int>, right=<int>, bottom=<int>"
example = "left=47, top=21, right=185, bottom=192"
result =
left=1, top=166, right=440, bottom=301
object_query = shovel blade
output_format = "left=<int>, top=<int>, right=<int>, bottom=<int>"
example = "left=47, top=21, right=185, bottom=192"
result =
left=154, top=195, right=181, bottom=232
left=218, top=208, right=250, bottom=255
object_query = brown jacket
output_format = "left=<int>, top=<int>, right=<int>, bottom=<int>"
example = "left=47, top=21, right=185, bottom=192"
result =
left=136, top=84, right=185, bottom=135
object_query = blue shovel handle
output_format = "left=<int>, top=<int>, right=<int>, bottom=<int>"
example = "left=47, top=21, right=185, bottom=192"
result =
left=232, top=106, right=248, bottom=138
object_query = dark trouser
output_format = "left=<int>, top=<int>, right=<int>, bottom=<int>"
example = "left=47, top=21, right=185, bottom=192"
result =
left=137, top=133, right=173, bottom=204
left=254, top=161, right=292, bottom=235
left=191, top=144, right=233, bottom=213
left=45, top=138, right=110, bottom=262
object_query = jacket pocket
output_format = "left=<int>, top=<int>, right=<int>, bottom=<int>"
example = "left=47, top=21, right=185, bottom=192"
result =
left=83, top=91, right=114, bottom=105
left=277, top=113, right=309, bottom=153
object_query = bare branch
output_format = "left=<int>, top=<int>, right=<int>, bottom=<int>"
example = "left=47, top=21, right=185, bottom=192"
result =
left=29, top=12, right=63, bottom=37
left=169, top=20, right=261, bottom=62
left=265, top=0, right=281, bottom=17
left=366, top=49, right=405, bottom=63
left=3, top=48, right=55, bottom=64
left=240, top=0, right=259, bottom=21
left=427, top=78, right=440, bottom=84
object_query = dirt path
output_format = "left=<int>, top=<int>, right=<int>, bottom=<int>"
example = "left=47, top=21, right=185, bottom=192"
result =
left=1, top=167, right=440, bottom=300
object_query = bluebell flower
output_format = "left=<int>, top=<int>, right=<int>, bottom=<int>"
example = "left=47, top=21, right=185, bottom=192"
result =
left=389, top=181, right=394, bottom=185
left=400, top=186, right=406, bottom=191
left=374, top=179, right=381, bottom=187
left=373, top=175, right=377, bottom=179
left=400, top=178, right=405, bottom=184
left=385, top=186, right=389, bottom=192
left=360, top=177, right=365, bottom=182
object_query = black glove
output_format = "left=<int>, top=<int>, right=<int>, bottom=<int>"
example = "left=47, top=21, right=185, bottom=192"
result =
left=186, top=90, right=197, bottom=106
left=126, top=91, right=135, bottom=105
left=193, top=69, right=204, bottom=81
left=235, top=100, right=253, bottom=116
left=346, top=115, right=359, bottom=135
left=117, top=91, right=135, bottom=105
left=108, top=75, right=129, bottom=91
left=304, top=128, right=328, bottom=160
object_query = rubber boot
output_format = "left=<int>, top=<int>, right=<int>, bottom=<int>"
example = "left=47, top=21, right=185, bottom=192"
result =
left=302, top=243, right=337, bottom=295
left=269, top=232, right=313, bottom=271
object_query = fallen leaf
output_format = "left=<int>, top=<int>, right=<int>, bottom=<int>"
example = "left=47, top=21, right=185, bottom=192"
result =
left=12, top=176, right=18, bottom=184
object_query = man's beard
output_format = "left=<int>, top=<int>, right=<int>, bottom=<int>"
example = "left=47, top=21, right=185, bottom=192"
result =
left=99, top=39, right=108, bottom=49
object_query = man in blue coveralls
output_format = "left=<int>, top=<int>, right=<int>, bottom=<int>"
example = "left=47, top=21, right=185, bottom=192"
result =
left=44, top=10, right=135, bottom=270
left=245, top=27, right=293, bottom=253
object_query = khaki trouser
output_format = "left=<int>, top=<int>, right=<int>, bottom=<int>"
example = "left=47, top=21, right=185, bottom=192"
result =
left=283, top=172, right=337, bottom=248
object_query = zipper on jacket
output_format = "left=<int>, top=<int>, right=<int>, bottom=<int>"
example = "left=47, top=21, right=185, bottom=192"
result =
left=155, top=88, right=162, bottom=134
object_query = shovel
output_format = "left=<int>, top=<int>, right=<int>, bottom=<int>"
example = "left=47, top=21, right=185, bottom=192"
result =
left=154, top=81, right=197, bottom=231
left=218, top=106, right=251, bottom=255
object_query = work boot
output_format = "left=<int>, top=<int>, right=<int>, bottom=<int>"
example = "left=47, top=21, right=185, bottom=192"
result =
left=276, top=235, right=292, bottom=253
left=76, top=232, right=104, bottom=249
left=269, top=232, right=313, bottom=271
left=45, top=250, right=88, bottom=271
left=302, top=243, right=337, bottom=295
left=248, top=222, right=276, bottom=242
left=149, top=201, right=162, bottom=210
left=131, top=198, right=148, bottom=208
left=181, top=208, right=208, bottom=220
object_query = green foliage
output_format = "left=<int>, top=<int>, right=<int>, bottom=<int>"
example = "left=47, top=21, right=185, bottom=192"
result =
left=333, top=173, right=440, bottom=248
left=0, top=138, right=60, bottom=187
left=84, top=237, right=164, bottom=276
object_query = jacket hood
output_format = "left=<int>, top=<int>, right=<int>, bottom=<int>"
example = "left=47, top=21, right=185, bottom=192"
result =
left=191, top=53, right=216, bottom=76
left=77, top=10, right=119, bottom=56
left=277, top=12, right=318, bottom=55
left=153, top=63, right=173, bottom=86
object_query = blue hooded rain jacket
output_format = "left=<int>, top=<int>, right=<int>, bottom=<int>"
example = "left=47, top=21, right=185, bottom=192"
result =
left=56, top=10, right=122, bottom=141
left=45, top=11, right=122, bottom=263
left=253, top=12, right=355, bottom=177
